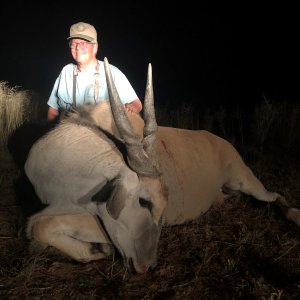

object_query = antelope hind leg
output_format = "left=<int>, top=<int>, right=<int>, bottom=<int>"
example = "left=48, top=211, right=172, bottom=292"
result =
left=225, top=161, right=300, bottom=226
left=27, top=212, right=114, bottom=262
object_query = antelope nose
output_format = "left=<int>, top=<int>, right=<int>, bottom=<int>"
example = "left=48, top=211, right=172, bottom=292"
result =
left=128, top=258, right=151, bottom=274
left=136, top=265, right=150, bottom=274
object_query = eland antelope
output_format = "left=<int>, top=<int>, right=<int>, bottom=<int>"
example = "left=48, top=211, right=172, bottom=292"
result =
left=24, top=57, right=300, bottom=274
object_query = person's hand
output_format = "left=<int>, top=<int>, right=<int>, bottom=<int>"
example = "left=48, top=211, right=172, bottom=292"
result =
left=125, top=102, right=139, bottom=113
left=125, top=99, right=142, bottom=113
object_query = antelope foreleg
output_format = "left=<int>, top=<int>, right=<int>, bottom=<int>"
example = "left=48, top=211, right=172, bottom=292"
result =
left=27, top=212, right=113, bottom=262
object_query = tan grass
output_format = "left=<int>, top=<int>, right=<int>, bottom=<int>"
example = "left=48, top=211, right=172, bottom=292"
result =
left=253, top=97, right=278, bottom=153
left=0, top=81, right=46, bottom=153
left=0, top=82, right=26, bottom=151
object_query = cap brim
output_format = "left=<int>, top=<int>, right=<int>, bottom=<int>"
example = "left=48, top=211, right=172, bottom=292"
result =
left=67, top=34, right=96, bottom=42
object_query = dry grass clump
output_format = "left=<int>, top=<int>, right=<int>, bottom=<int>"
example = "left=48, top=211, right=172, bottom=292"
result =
left=256, top=100, right=300, bottom=157
left=0, top=81, right=46, bottom=152
left=0, top=82, right=25, bottom=151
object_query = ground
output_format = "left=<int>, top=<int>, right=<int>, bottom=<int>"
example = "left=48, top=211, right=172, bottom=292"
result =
left=1, top=142, right=300, bottom=299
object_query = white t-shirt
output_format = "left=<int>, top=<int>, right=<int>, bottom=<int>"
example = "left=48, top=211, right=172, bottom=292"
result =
left=47, top=60, right=138, bottom=111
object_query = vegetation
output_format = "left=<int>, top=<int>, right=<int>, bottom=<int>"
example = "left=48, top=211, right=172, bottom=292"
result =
left=0, top=82, right=299, bottom=299
left=0, top=82, right=47, bottom=152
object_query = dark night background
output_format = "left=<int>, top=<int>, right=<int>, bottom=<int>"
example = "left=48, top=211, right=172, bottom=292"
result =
left=1, top=1, right=299, bottom=109
left=1, top=3, right=300, bottom=298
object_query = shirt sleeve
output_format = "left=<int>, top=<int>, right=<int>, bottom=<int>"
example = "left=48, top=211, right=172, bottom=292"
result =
left=47, top=65, right=74, bottom=111
left=111, top=67, right=139, bottom=104
left=47, top=76, right=60, bottom=109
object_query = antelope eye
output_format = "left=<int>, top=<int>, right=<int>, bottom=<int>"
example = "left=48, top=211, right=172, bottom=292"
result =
left=139, top=198, right=153, bottom=211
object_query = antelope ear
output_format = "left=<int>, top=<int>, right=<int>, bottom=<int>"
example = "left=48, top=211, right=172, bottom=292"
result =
left=106, top=179, right=126, bottom=219
left=90, top=179, right=125, bottom=219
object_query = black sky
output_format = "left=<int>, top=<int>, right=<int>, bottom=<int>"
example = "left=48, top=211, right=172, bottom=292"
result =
left=1, top=1, right=299, bottom=108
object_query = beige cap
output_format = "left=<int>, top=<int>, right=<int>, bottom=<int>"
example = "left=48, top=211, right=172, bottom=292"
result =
left=67, top=22, right=97, bottom=42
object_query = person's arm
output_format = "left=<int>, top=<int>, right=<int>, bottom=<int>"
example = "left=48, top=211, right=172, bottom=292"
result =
left=47, top=106, right=59, bottom=122
left=110, top=66, right=142, bottom=114
left=47, top=65, right=72, bottom=122
left=125, top=99, right=142, bottom=113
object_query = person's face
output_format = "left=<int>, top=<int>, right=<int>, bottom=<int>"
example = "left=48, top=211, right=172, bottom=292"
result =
left=69, top=38, right=98, bottom=63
